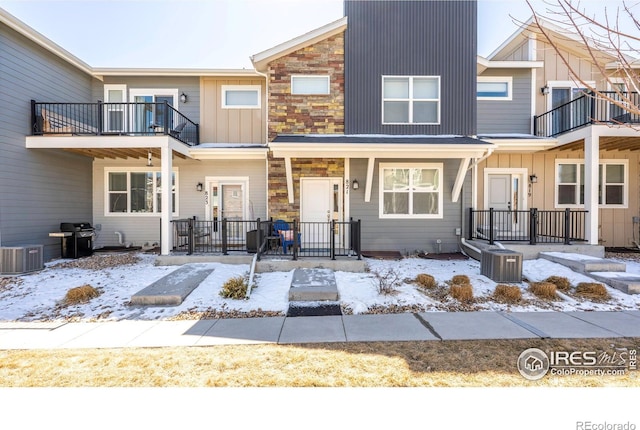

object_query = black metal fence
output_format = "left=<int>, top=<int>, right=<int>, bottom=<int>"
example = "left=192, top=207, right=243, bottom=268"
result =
left=31, top=100, right=199, bottom=146
left=171, top=217, right=362, bottom=260
left=468, top=208, right=588, bottom=245
left=534, top=91, right=640, bottom=137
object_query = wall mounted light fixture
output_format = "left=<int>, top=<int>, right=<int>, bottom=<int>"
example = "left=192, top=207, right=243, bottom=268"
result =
left=147, top=151, right=153, bottom=167
left=180, top=92, right=188, bottom=103
left=352, top=179, right=359, bottom=190
left=540, top=85, right=550, bottom=95
left=196, top=182, right=203, bottom=192
left=529, top=174, right=538, bottom=183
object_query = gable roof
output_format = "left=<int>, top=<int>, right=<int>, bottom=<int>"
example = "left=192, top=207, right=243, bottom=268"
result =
left=0, top=7, right=93, bottom=75
left=250, top=16, right=347, bottom=71
left=0, top=7, right=263, bottom=79
left=488, top=15, right=621, bottom=64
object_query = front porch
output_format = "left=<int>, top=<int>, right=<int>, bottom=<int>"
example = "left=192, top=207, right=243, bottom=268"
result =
left=170, top=217, right=362, bottom=261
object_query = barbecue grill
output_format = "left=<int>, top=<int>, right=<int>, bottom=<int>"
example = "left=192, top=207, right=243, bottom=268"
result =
left=49, top=222, right=95, bottom=259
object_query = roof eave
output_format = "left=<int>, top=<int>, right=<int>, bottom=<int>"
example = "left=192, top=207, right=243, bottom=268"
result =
left=250, top=16, right=347, bottom=71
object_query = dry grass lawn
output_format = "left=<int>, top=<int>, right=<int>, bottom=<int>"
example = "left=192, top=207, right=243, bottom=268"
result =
left=1, top=338, right=638, bottom=387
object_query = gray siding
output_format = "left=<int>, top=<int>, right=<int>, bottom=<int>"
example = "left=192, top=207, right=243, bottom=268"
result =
left=93, top=76, right=200, bottom=132
left=344, top=0, right=477, bottom=135
left=0, top=23, right=93, bottom=261
left=92, top=158, right=267, bottom=248
left=477, top=68, right=532, bottom=134
left=349, top=158, right=471, bottom=254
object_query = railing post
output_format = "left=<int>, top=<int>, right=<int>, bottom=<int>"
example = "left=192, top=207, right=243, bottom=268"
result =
left=256, top=218, right=262, bottom=261
left=488, top=208, right=494, bottom=245
left=590, top=90, right=596, bottom=124
left=330, top=220, right=336, bottom=260
left=292, top=219, right=299, bottom=261
left=30, top=100, right=37, bottom=135
left=356, top=219, right=362, bottom=260
left=164, top=100, right=170, bottom=134
left=195, top=123, right=200, bottom=145
left=97, top=101, right=104, bottom=135
left=187, top=217, right=194, bottom=255
left=564, top=208, right=571, bottom=245
left=468, top=207, right=474, bottom=240
left=222, top=218, right=228, bottom=255
left=533, top=115, right=538, bottom=137
left=529, top=208, right=538, bottom=245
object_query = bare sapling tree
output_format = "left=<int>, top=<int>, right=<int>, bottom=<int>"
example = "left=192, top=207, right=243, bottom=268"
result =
left=524, top=0, right=640, bottom=121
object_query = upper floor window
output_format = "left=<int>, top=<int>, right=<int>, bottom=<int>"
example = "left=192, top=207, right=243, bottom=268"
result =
left=291, top=75, right=330, bottom=95
left=477, top=77, right=512, bottom=100
left=382, top=76, right=440, bottom=125
left=221, top=85, right=261, bottom=109
left=379, top=163, right=443, bottom=219
left=556, top=160, right=627, bottom=208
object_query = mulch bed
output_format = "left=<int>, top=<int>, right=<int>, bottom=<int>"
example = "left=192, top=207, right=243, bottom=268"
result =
left=417, top=252, right=469, bottom=261
left=361, top=250, right=404, bottom=260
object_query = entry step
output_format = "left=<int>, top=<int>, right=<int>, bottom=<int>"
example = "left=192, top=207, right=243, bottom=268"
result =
left=131, top=264, right=215, bottom=306
left=540, top=252, right=626, bottom=273
left=289, top=268, right=339, bottom=301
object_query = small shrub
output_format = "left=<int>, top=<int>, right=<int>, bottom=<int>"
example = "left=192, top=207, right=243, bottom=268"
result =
left=220, top=275, right=249, bottom=299
left=63, top=284, right=100, bottom=305
left=529, top=281, right=557, bottom=300
left=449, top=283, right=474, bottom=303
left=575, top=282, right=610, bottom=300
left=450, top=274, right=471, bottom=285
left=544, top=276, right=572, bottom=292
left=371, top=268, right=402, bottom=295
left=493, top=284, right=522, bottom=303
left=415, top=273, right=438, bottom=289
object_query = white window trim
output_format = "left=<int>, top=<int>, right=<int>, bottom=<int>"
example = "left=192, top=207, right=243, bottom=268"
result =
left=381, top=75, right=441, bottom=125
left=477, top=76, right=513, bottom=101
left=104, top=167, right=179, bottom=217
left=545, top=80, right=596, bottom=111
left=221, top=85, right=261, bottom=109
left=104, top=84, right=127, bottom=103
left=555, top=159, right=628, bottom=208
left=379, top=162, right=443, bottom=219
left=128, top=88, right=180, bottom=107
left=291, top=75, right=330, bottom=95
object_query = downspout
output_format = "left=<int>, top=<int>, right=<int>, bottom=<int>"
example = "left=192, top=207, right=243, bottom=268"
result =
left=253, top=66, right=270, bottom=218
left=467, top=147, right=495, bottom=171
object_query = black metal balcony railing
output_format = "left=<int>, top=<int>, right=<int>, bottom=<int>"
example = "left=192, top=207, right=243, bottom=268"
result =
left=534, top=91, right=640, bottom=137
left=171, top=217, right=362, bottom=260
left=31, top=100, right=199, bottom=146
left=468, top=208, right=587, bottom=245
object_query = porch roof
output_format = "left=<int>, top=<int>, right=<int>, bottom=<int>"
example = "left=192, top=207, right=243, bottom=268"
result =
left=272, top=134, right=491, bottom=146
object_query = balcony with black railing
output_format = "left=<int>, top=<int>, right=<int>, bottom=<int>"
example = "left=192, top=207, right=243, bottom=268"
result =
left=31, top=100, right=199, bottom=146
left=534, top=91, right=640, bottom=137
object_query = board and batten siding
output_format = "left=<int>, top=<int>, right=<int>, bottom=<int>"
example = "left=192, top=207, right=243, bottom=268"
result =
left=92, top=158, right=267, bottom=248
left=200, top=77, right=265, bottom=144
left=93, top=76, right=200, bottom=130
left=0, top=22, right=93, bottom=261
left=344, top=0, right=477, bottom=135
left=477, top=69, right=532, bottom=134
left=349, top=158, right=471, bottom=254
left=477, top=150, right=639, bottom=248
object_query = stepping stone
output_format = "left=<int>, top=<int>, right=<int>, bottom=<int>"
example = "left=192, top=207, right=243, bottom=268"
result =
left=130, top=264, right=215, bottom=306
left=288, top=268, right=338, bottom=301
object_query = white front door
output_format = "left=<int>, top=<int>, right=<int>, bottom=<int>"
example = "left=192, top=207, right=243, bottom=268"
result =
left=300, top=178, right=342, bottom=248
left=485, top=170, right=525, bottom=233
left=205, top=177, right=249, bottom=239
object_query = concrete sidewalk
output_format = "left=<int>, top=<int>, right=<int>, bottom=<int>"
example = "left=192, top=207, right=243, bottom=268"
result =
left=1, top=310, right=639, bottom=350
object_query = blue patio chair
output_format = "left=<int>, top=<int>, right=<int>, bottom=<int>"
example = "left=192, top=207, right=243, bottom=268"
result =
left=273, top=219, right=301, bottom=254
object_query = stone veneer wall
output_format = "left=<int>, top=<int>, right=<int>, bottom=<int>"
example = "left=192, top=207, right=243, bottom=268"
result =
left=268, top=156, right=344, bottom=220
left=267, top=33, right=345, bottom=141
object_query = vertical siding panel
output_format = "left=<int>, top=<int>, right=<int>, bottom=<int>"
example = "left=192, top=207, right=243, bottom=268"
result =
left=345, top=0, right=476, bottom=135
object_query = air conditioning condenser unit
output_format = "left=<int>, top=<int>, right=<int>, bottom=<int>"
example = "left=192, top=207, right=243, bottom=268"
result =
left=0, top=245, right=44, bottom=275
left=480, top=248, right=522, bottom=283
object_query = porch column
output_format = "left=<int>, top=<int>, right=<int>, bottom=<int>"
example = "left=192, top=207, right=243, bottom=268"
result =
left=160, top=143, right=173, bottom=255
left=364, top=157, right=375, bottom=203
left=584, top=132, right=599, bottom=245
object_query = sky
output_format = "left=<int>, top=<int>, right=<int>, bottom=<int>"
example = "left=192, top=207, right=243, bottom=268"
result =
left=0, top=0, right=630, bottom=69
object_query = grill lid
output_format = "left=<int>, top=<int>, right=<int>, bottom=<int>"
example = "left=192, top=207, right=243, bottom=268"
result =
left=60, top=222, right=94, bottom=232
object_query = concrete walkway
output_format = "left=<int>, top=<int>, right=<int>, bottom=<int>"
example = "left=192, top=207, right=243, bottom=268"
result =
left=1, top=310, right=639, bottom=350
